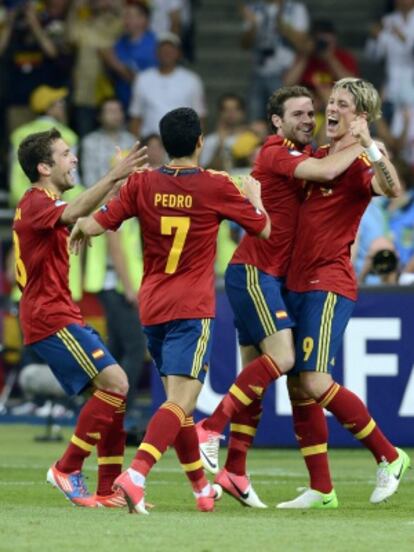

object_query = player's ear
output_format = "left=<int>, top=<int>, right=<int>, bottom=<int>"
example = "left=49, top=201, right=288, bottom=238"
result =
left=197, top=134, right=204, bottom=149
left=271, top=114, right=282, bottom=131
left=37, top=162, right=52, bottom=177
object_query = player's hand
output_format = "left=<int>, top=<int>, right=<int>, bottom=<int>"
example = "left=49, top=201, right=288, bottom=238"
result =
left=109, top=142, right=148, bottom=184
left=349, top=116, right=372, bottom=148
left=241, top=175, right=263, bottom=210
left=69, top=218, right=91, bottom=255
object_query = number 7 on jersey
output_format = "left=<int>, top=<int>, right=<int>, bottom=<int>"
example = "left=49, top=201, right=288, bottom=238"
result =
left=161, top=216, right=191, bottom=274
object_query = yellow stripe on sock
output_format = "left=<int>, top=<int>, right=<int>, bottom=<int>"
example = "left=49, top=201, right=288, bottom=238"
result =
left=301, top=443, right=328, bottom=457
left=291, top=399, right=317, bottom=407
left=246, top=265, right=276, bottom=337
left=97, top=456, right=124, bottom=465
left=354, top=418, right=376, bottom=440
left=182, top=416, right=194, bottom=427
left=94, top=390, right=123, bottom=408
left=138, top=442, right=162, bottom=461
left=319, top=383, right=340, bottom=408
left=162, top=402, right=186, bottom=424
left=71, top=434, right=95, bottom=452
left=263, top=354, right=281, bottom=377
left=230, top=384, right=252, bottom=406
left=181, top=459, right=203, bottom=472
left=230, top=423, right=256, bottom=437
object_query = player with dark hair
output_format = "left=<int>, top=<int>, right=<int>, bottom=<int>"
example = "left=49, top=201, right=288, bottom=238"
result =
left=195, top=85, right=367, bottom=507
left=69, top=107, right=271, bottom=514
left=277, top=77, right=410, bottom=509
left=13, top=127, right=147, bottom=508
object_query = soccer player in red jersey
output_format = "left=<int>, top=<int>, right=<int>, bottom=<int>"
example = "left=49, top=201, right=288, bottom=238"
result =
left=69, top=107, right=270, bottom=514
left=195, top=86, right=366, bottom=507
left=277, top=78, right=411, bottom=509
left=13, top=128, right=147, bottom=508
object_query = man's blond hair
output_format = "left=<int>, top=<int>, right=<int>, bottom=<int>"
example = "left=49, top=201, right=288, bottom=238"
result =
left=332, top=78, right=382, bottom=122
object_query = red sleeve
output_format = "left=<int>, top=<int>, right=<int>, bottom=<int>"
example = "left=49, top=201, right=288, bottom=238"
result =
left=347, top=156, right=375, bottom=197
left=29, top=193, right=67, bottom=230
left=94, top=174, right=140, bottom=230
left=261, top=144, right=310, bottom=178
left=215, top=176, right=267, bottom=236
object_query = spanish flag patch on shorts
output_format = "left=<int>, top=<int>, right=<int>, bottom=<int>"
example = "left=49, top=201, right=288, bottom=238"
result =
left=92, top=349, right=105, bottom=360
left=275, top=310, right=288, bottom=319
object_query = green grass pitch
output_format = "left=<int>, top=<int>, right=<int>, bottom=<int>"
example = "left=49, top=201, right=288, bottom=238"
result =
left=0, top=425, right=413, bottom=552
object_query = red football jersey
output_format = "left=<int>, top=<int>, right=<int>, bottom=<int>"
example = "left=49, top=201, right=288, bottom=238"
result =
left=13, top=188, right=83, bottom=345
left=231, top=135, right=310, bottom=276
left=286, top=148, right=374, bottom=300
left=94, top=166, right=267, bottom=325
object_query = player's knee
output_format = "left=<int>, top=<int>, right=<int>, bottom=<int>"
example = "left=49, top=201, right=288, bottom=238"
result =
left=267, top=349, right=295, bottom=374
left=299, top=372, right=333, bottom=400
left=94, top=364, right=129, bottom=396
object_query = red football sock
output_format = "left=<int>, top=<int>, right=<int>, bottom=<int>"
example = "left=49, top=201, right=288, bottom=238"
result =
left=204, top=355, right=282, bottom=434
left=175, top=416, right=209, bottom=491
left=224, top=398, right=263, bottom=476
left=96, top=402, right=126, bottom=496
left=319, top=383, right=398, bottom=463
left=131, top=401, right=186, bottom=477
left=57, top=390, right=125, bottom=474
left=291, top=398, right=332, bottom=493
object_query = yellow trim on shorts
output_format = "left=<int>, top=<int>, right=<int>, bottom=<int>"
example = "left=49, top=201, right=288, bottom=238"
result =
left=301, top=443, right=328, bottom=457
left=316, top=292, right=337, bottom=372
left=354, top=418, right=376, bottom=440
left=56, top=328, right=98, bottom=379
left=230, top=423, right=256, bottom=437
left=191, top=319, right=211, bottom=378
left=245, top=265, right=276, bottom=337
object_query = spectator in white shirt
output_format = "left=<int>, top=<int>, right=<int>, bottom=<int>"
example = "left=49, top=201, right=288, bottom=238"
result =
left=129, top=32, right=206, bottom=137
left=366, top=0, right=414, bottom=119
left=150, top=0, right=183, bottom=36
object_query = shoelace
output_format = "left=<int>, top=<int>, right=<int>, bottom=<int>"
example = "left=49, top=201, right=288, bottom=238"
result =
left=71, top=473, right=90, bottom=496
left=205, top=434, right=222, bottom=458
left=376, top=463, right=391, bottom=488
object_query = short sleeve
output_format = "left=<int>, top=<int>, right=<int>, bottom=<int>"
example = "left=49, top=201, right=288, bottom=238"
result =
left=215, top=175, right=267, bottom=236
left=260, top=144, right=310, bottom=178
left=29, top=193, right=67, bottom=230
left=94, top=174, right=140, bottom=230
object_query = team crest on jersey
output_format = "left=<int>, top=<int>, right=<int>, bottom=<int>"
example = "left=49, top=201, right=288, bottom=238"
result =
left=288, top=150, right=302, bottom=157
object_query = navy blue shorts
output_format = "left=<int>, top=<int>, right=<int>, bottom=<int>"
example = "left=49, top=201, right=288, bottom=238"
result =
left=286, top=291, right=355, bottom=374
left=29, top=324, right=116, bottom=396
left=143, top=318, right=214, bottom=383
left=225, top=264, right=295, bottom=347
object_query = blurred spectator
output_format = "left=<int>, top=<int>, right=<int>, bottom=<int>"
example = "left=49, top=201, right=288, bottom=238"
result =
left=81, top=98, right=146, bottom=420
left=389, top=104, right=414, bottom=167
left=240, top=0, right=309, bottom=121
left=80, top=97, right=136, bottom=187
left=200, top=94, right=247, bottom=170
left=0, top=0, right=73, bottom=134
left=9, top=85, right=78, bottom=206
left=100, top=0, right=158, bottom=113
left=365, top=0, right=414, bottom=121
left=150, top=0, right=182, bottom=36
left=67, top=0, right=123, bottom=137
left=129, top=32, right=206, bottom=137
left=284, top=19, right=358, bottom=144
left=141, top=133, right=167, bottom=168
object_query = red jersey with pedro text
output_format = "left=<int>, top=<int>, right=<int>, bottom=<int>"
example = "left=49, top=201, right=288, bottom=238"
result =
left=230, top=135, right=310, bottom=276
left=94, top=166, right=267, bottom=325
left=286, top=148, right=374, bottom=300
left=13, top=188, right=83, bottom=345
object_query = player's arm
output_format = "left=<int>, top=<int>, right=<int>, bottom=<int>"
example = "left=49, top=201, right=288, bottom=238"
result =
left=60, top=142, right=147, bottom=225
left=350, top=118, right=401, bottom=198
left=241, top=176, right=271, bottom=238
left=293, top=143, right=363, bottom=182
left=69, top=216, right=105, bottom=255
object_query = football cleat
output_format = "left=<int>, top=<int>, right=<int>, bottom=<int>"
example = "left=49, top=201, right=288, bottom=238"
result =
left=46, top=463, right=97, bottom=507
left=195, top=483, right=222, bottom=512
left=213, top=469, right=267, bottom=508
left=195, top=419, right=223, bottom=474
left=277, top=487, right=338, bottom=509
left=370, top=447, right=411, bottom=504
left=113, top=469, right=148, bottom=514
left=94, top=490, right=127, bottom=508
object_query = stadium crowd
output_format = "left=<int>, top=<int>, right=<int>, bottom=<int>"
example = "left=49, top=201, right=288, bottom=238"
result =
left=1, top=0, right=414, bottom=424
